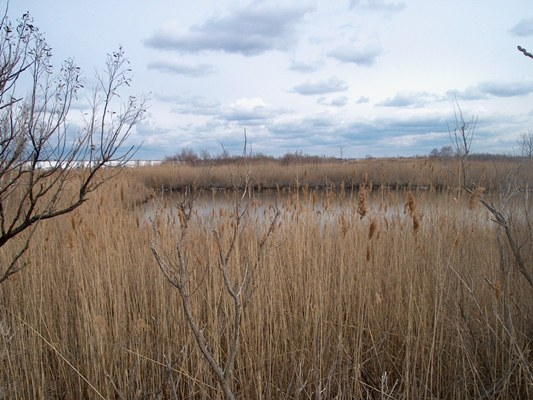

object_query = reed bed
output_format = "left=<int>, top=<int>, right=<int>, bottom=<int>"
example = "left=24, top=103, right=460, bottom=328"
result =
left=133, top=157, right=533, bottom=193
left=0, top=169, right=531, bottom=399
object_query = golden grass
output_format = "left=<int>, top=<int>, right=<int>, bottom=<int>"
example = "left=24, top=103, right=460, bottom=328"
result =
left=0, top=167, right=531, bottom=399
left=134, top=157, right=533, bottom=193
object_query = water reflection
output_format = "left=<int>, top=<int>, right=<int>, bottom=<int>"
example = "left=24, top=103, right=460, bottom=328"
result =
left=143, top=187, right=495, bottom=231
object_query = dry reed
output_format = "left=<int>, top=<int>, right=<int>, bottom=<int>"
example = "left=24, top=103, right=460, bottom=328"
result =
left=0, top=168, right=531, bottom=399
left=133, top=157, right=533, bottom=193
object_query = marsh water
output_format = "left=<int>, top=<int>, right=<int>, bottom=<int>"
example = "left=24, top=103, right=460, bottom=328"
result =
left=143, top=186, right=496, bottom=231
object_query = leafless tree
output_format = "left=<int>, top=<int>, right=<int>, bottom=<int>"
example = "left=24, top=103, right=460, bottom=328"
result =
left=448, top=101, right=477, bottom=192
left=429, top=145, right=454, bottom=159
left=0, top=10, right=147, bottom=284
left=517, top=132, right=533, bottom=158
left=449, top=105, right=532, bottom=287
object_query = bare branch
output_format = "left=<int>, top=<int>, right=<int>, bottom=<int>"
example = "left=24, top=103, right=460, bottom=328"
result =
left=517, top=45, right=533, bottom=59
left=448, top=100, right=477, bottom=192
left=517, top=131, right=533, bottom=158
left=150, top=137, right=280, bottom=399
left=0, top=11, right=146, bottom=283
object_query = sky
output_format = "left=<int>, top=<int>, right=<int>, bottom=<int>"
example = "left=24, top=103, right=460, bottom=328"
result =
left=4, top=0, right=533, bottom=159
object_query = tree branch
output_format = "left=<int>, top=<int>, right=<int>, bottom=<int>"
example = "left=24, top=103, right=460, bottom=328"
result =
left=517, top=45, right=533, bottom=59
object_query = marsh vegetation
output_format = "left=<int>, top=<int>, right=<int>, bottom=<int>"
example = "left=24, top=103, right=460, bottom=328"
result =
left=1, top=159, right=531, bottom=399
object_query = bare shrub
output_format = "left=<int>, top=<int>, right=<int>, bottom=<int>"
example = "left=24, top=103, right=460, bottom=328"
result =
left=447, top=104, right=533, bottom=395
left=150, top=138, right=280, bottom=399
left=0, top=10, right=146, bottom=284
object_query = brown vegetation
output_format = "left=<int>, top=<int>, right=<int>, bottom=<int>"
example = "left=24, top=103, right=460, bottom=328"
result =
left=136, top=156, right=533, bottom=193
left=1, top=163, right=531, bottom=398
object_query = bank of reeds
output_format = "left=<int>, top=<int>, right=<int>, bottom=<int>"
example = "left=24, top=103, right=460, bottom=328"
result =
left=134, top=157, right=533, bottom=193
left=0, top=171, right=531, bottom=399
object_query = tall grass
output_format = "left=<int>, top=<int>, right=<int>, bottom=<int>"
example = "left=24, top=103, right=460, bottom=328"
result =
left=134, top=157, right=533, bottom=192
left=0, top=168, right=531, bottom=398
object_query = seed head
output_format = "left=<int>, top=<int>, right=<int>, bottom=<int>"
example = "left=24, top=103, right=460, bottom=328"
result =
left=358, top=186, right=368, bottom=219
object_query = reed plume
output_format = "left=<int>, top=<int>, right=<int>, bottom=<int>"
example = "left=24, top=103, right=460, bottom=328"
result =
left=405, top=190, right=421, bottom=233
left=358, top=186, right=368, bottom=219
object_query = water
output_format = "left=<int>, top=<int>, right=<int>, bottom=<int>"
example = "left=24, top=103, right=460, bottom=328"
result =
left=142, top=187, right=498, bottom=233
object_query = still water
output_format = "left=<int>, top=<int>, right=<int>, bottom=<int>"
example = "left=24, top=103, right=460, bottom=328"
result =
left=143, top=187, right=495, bottom=231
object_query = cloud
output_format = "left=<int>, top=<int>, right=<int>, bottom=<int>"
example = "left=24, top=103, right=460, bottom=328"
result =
left=318, top=95, right=349, bottom=107
left=147, top=60, right=216, bottom=77
left=265, top=110, right=452, bottom=156
left=378, top=91, right=443, bottom=107
left=478, top=80, right=533, bottom=97
left=289, top=59, right=324, bottom=73
left=269, top=114, right=341, bottom=144
left=327, top=43, right=382, bottom=66
left=449, top=79, right=533, bottom=100
left=144, top=3, right=312, bottom=56
left=131, top=119, right=185, bottom=157
left=156, top=94, right=221, bottom=115
left=132, top=105, right=529, bottom=159
left=379, top=131, right=447, bottom=148
left=349, top=0, right=406, bottom=13
left=508, top=18, right=533, bottom=37
left=446, top=86, right=486, bottom=101
left=356, top=96, right=370, bottom=103
left=220, top=97, right=289, bottom=124
left=291, top=77, right=349, bottom=95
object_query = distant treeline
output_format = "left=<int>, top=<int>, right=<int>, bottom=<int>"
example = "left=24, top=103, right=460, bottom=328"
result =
left=164, top=148, right=341, bottom=166
left=164, top=147, right=526, bottom=166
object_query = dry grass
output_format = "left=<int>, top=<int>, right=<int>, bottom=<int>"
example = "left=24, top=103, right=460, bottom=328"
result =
left=0, top=166, right=532, bottom=399
left=134, top=157, right=533, bottom=193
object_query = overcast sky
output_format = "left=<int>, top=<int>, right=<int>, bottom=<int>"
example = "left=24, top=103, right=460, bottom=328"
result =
left=6, top=0, right=533, bottom=159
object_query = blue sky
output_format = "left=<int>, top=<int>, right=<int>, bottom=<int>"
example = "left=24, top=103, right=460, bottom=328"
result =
left=5, top=0, right=533, bottom=159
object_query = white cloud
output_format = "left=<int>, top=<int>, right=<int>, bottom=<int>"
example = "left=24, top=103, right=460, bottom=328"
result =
left=381, top=131, right=446, bottom=147
left=220, top=97, right=289, bottom=123
left=349, top=0, right=406, bottom=13
left=378, top=91, right=443, bottom=107
left=291, top=77, right=349, bottom=95
left=328, top=43, right=382, bottom=66
left=449, top=79, right=533, bottom=100
left=318, top=95, right=349, bottom=107
left=147, top=60, right=216, bottom=77
left=156, top=94, right=221, bottom=116
left=289, top=58, right=324, bottom=73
